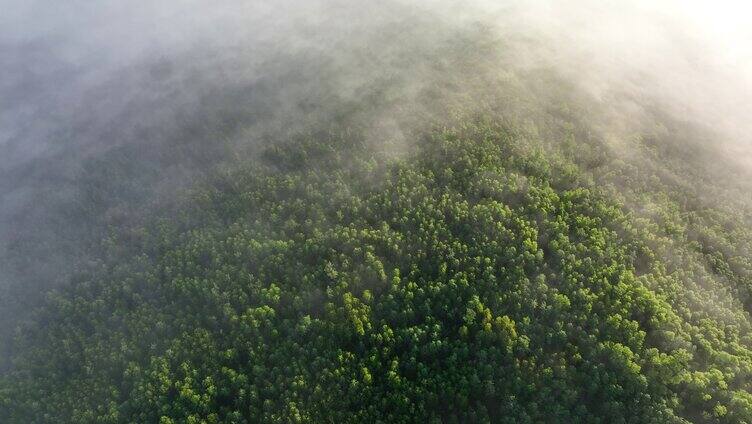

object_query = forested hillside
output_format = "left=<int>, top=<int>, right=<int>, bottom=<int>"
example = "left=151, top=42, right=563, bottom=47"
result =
left=3, top=113, right=752, bottom=422
left=3, top=1, right=752, bottom=423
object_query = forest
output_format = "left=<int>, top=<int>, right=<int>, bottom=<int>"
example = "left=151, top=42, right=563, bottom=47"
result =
left=2, top=1, right=752, bottom=423
left=3, top=112, right=752, bottom=422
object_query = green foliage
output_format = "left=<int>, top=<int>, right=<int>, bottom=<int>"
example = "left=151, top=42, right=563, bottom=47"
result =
left=2, top=120, right=752, bottom=423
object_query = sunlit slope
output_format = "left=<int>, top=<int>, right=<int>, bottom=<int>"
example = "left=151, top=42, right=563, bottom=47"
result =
left=3, top=118, right=752, bottom=423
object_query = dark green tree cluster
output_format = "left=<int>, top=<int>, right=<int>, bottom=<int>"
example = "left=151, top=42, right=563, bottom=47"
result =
left=2, top=120, right=752, bottom=423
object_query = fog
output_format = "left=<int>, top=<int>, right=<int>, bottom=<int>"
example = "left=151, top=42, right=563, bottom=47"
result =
left=1, top=0, right=751, bottom=368
left=500, top=0, right=752, bottom=158
left=3, top=0, right=750, bottom=170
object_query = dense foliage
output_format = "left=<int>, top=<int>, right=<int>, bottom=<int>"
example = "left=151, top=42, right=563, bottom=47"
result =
left=2, top=117, right=752, bottom=423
